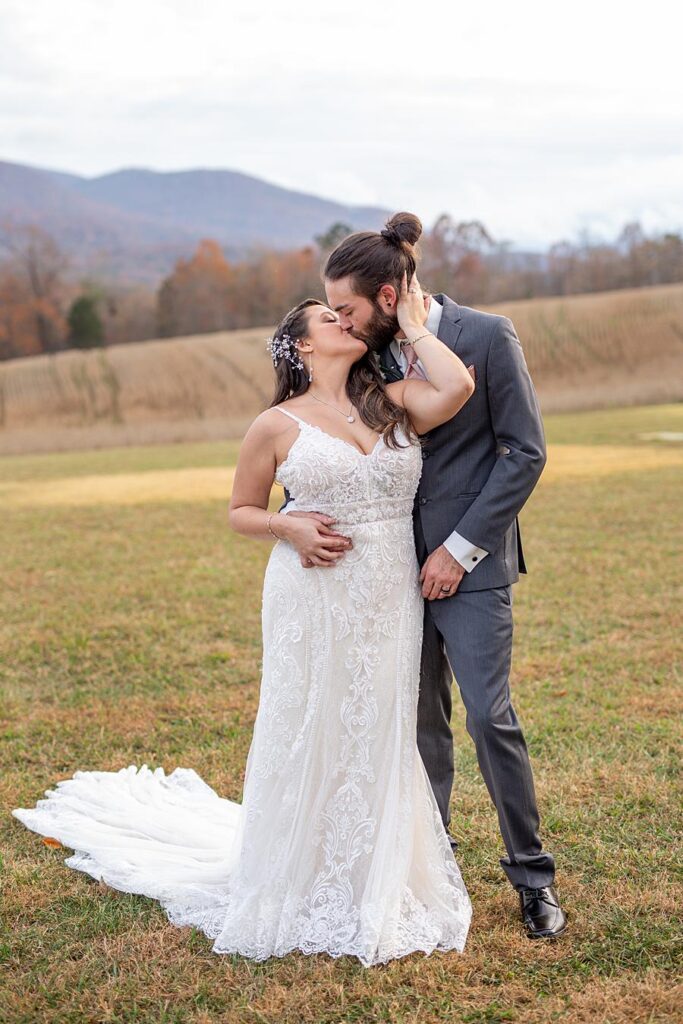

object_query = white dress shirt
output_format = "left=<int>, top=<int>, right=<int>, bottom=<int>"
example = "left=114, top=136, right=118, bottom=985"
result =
left=278, top=295, right=489, bottom=574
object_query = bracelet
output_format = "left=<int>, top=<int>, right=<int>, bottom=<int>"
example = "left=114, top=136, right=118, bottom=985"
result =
left=266, top=513, right=280, bottom=539
left=403, top=331, right=432, bottom=346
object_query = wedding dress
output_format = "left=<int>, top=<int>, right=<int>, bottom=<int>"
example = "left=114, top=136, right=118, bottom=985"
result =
left=12, top=406, right=472, bottom=967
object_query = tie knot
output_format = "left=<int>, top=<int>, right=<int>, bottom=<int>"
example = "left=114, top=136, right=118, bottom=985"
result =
left=401, top=342, right=427, bottom=380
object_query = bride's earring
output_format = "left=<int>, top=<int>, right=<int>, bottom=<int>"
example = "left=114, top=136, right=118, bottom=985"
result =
left=308, top=351, right=314, bottom=383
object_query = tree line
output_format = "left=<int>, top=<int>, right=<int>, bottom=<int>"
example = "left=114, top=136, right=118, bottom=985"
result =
left=1, top=216, right=681, bottom=361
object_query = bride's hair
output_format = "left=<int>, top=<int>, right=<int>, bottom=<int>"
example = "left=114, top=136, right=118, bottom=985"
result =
left=324, top=211, right=423, bottom=300
left=267, top=298, right=417, bottom=450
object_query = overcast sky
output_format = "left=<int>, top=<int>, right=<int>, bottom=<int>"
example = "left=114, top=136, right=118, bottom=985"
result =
left=2, top=0, right=681, bottom=248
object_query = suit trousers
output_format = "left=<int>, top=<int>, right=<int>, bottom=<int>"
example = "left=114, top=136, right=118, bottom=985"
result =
left=414, top=512, right=556, bottom=891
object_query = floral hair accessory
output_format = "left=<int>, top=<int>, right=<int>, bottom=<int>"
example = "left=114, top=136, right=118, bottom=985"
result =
left=265, top=331, right=305, bottom=371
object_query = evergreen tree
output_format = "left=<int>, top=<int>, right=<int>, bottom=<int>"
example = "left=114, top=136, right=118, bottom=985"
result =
left=67, top=295, right=104, bottom=348
left=315, top=222, right=353, bottom=253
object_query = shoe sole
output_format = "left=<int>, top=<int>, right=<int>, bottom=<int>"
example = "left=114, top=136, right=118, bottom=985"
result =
left=524, top=920, right=568, bottom=940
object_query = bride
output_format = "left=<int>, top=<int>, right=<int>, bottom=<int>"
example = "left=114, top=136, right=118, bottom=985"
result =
left=13, top=271, right=475, bottom=967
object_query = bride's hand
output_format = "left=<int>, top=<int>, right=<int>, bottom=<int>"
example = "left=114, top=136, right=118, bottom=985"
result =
left=279, top=511, right=353, bottom=567
left=396, top=270, right=428, bottom=335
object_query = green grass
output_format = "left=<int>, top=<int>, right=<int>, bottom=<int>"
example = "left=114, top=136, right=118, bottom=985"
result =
left=1, top=405, right=682, bottom=1024
left=0, top=438, right=243, bottom=484
left=542, top=402, right=683, bottom=445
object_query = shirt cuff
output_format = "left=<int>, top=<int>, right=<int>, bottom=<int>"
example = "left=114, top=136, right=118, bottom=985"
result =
left=442, top=529, right=489, bottom=572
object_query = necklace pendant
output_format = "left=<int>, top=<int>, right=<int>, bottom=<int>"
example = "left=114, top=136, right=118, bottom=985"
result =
left=347, top=415, right=355, bottom=423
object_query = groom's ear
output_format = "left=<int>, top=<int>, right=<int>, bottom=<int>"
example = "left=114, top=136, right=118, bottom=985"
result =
left=378, top=283, right=398, bottom=309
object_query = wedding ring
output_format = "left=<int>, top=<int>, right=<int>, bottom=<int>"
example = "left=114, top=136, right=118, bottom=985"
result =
left=440, top=586, right=451, bottom=592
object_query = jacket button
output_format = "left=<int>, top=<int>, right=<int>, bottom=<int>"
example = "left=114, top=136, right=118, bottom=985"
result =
left=419, top=497, right=428, bottom=505
left=422, top=450, right=430, bottom=459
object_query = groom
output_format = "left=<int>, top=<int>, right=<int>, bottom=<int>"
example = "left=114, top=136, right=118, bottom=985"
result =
left=279, top=216, right=567, bottom=940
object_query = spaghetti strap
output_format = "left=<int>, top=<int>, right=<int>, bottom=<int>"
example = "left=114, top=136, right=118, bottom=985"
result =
left=273, top=406, right=308, bottom=426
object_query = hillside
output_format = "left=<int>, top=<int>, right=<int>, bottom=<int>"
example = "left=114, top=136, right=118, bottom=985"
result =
left=0, top=159, right=389, bottom=284
left=0, top=283, right=681, bottom=456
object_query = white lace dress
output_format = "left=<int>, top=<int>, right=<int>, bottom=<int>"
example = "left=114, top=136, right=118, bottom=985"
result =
left=12, top=406, right=472, bottom=967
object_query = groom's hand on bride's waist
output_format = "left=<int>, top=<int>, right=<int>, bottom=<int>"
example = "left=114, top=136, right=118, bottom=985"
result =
left=419, top=545, right=466, bottom=600
left=279, top=511, right=353, bottom=569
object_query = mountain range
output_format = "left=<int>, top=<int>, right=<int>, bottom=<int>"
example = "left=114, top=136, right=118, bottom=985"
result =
left=0, top=159, right=390, bottom=285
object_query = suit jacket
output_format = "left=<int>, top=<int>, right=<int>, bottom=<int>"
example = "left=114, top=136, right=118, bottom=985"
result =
left=377, top=293, right=547, bottom=592
left=279, top=292, right=547, bottom=593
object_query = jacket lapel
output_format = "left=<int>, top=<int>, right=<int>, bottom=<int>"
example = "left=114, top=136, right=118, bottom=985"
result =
left=377, top=341, right=404, bottom=383
left=432, top=293, right=463, bottom=353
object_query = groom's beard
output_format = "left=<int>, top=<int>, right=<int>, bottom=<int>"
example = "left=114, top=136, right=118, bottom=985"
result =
left=346, top=301, right=398, bottom=354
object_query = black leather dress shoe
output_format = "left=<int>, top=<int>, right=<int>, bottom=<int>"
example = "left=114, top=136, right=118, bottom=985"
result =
left=446, top=831, right=459, bottom=853
left=519, top=886, right=567, bottom=939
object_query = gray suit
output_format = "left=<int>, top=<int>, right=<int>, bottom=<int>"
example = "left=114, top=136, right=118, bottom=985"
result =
left=280, top=293, right=556, bottom=890
left=379, top=293, right=555, bottom=891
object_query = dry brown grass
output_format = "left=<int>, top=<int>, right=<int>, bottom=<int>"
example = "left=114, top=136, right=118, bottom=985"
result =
left=1, top=284, right=682, bottom=455
left=0, top=325, right=272, bottom=455
left=493, top=283, right=683, bottom=412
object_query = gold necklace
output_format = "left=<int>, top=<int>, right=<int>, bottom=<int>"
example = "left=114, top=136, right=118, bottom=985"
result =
left=308, top=391, right=356, bottom=423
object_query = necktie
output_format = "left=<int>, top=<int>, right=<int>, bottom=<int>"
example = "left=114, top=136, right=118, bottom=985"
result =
left=401, top=342, right=428, bottom=381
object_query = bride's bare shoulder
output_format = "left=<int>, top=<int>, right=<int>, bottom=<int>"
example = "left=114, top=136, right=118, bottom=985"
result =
left=243, top=405, right=296, bottom=444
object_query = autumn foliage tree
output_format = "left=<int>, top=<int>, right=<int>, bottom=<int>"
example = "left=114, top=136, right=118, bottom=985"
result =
left=0, top=221, right=69, bottom=358
left=157, top=239, right=235, bottom=337
left=156, top=239, right=322, bottom=337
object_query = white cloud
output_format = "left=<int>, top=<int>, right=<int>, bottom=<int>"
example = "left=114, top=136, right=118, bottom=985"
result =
left=0, top=0, right=681, bottom=246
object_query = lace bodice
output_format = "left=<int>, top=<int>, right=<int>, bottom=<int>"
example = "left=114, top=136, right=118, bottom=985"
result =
left=274, top=407, right=423, bottom=525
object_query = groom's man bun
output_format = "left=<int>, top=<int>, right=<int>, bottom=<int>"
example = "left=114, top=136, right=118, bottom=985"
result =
left=324, top=211, right=423, bottom=301
left=380, top=212, right=423, bottom=249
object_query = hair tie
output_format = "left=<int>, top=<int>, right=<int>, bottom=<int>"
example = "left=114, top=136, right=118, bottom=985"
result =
left=380, top=226, right=402, bottom=247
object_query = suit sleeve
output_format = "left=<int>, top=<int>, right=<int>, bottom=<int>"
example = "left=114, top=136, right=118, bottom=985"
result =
left=278, top=487, right=293, bottom=514
left=453, top=316, right=546, bottom=553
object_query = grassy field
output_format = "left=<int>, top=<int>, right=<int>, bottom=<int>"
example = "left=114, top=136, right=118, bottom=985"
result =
left=1, top=283, right=682, bottom=455
left=2, top=404, right=682, bottom=1023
